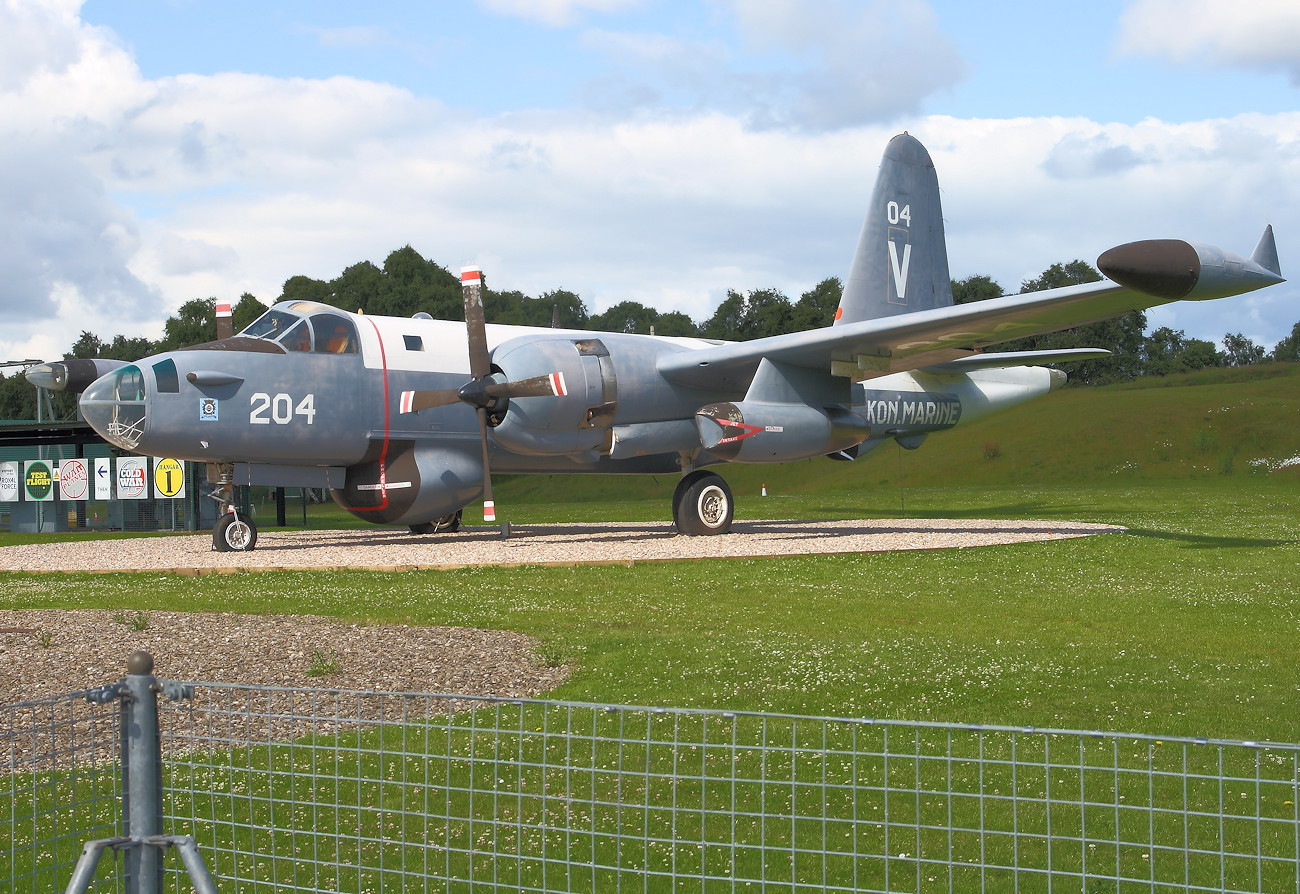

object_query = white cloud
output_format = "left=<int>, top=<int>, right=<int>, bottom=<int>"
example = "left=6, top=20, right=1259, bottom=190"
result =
left=1117, top=0, right=1300, bottom=83
left=579, top=0, right=966, bottom=130
left=1, top=0, right=1297, bottom=366
left=477, top=0, right=642, bottom=27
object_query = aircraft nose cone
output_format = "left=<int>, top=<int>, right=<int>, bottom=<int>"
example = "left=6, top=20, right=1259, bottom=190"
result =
left=80, top=367, right=149, bottom=451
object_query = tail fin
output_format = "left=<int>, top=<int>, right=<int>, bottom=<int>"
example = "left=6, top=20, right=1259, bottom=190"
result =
left=835, top=133, right=952, bottom=326
left=1251, top=224, right=1281, bottom=277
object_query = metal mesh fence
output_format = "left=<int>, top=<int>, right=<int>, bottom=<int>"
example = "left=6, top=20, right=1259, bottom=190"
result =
left=2, top=689, right=123, bottom=892
left=5, top=681, right=1300, bottom=892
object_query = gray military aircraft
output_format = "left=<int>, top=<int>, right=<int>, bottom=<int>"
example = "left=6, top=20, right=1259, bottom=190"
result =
left=30, top=133, right=1284, bottom=551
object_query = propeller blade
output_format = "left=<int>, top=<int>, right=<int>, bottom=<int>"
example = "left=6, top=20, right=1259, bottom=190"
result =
left=476, top=406, right=496, bottom=523
left=484, top=371, right=568, bottom=400
left=215, top=302, right=234, bottom=341
left=398, top=388, right=462, bottom=413
left=399, top=372, right=567, bottom=414
left=462, top=266, right=491, bottom=380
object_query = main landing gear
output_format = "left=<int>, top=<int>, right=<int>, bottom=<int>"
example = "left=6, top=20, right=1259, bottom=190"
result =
left=409, top=510, right=462, bottom=535
left=208, top=462, right=258, bottom=552
left=673, top=470, right=734, bottom=535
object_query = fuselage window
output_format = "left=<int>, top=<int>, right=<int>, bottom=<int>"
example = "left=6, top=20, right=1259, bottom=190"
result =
left=152, top=358, right=179, bottom=393
left=279, top=321, right=312, bottom=353
left=403, top=335, right=423, bottom=351
left=311, top=313, right=359, bottom=354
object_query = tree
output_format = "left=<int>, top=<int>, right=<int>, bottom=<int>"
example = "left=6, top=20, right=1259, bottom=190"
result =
left=0, top=371, right=38, bottom=420
left=653, top=311, right=699, bottom=337
left=1142, top=327, right=1222, bottom=377
left=988, top=260, right=1146, bottom=386
left=281, top=275, right=332, bottom=305
left=951, top=274, right=1003, bottom=305
left=789, top=277, right=842, bottom=330
left=589, top=300, right=660, bottom=334
left=699, top=288, right=794, bottom=340
left=699, top=290, right=747, bottom=340
left=1222, top=332, right=1266, bottom=366
left=232, top=293, right=268, bottom=333
left=156, top=298, right=217, bottom=352
left=1271, top=321, right=1300, bottom=362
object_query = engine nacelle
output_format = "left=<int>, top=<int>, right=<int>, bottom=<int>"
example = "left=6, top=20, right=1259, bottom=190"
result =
left=695, top=401, right=870, bottom=463
left=489, top=335, right=618, bottom=457
left=331, top=441, right=482, bottom=526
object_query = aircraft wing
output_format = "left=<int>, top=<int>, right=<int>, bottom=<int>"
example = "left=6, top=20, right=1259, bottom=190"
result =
left=657, top=231, right=1284, bottom=390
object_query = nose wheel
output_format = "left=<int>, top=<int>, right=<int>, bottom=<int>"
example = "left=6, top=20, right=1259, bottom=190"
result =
left=672, top=470, right=734, bottom=535
left=214, top=512, right=258, bottom=552
left=208, top=462, right=258, bottom=552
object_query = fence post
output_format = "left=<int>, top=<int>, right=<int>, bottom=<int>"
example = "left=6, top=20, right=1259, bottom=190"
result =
left=121, top=650, right=163, bottom=894
left=66, top=651, right=219, bottom=894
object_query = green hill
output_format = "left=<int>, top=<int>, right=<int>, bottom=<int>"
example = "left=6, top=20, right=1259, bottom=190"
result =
left=497, top=362, right=1300, bottom=511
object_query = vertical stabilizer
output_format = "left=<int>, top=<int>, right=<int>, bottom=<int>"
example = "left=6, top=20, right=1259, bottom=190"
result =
left=835, top=133, right=952, bottom=326
left=1251, top=225, right=1281, bottom=277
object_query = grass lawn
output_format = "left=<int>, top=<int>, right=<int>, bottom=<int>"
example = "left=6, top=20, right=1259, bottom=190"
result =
left=3, top=478, right=1297, bottom=744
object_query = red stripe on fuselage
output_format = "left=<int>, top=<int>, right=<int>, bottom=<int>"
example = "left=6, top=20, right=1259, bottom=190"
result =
left=350, top=316, right=391, bottom=512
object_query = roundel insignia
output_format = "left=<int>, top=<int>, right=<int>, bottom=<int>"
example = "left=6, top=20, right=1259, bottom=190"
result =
left=154, top=458, right=185, bottom=498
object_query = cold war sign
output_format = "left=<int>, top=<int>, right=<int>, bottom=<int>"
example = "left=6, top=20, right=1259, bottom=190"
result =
left=117, top=457, right=148, bottom=500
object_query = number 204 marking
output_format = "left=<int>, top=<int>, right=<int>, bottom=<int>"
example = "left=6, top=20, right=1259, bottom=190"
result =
left=887, top=201, right=911, bottom=226
left=250, top=393, right=316, bottom=425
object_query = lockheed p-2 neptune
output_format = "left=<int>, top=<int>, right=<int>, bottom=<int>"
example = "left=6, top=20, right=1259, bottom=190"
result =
left=36, top=134, right=1284, bottom=550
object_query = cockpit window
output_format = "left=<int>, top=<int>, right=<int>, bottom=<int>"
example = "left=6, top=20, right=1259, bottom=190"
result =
left=113, top=365, right=146, bottom=401
left=279, top=321, right=312, bottom=352
left=152, top=358, right=179, bottom=393
left=311, top=313, right=359, bottom=354
left=241, top=310, right=299, bottom=340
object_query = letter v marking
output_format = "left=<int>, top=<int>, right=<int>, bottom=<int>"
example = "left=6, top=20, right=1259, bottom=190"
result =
left=888, top=240, right=912, bottom=301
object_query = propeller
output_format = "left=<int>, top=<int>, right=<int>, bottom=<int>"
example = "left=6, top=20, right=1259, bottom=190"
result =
left=398, top=266, right=569, bottom=525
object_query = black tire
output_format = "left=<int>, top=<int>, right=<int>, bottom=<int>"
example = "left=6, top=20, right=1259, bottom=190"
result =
left=213, top=514, right=257, bottom=552
left=672, top=470, right=711, bottom=532
left=675, top=472, right=734, bottom=536
left=410, top=510, right=462, bottom=535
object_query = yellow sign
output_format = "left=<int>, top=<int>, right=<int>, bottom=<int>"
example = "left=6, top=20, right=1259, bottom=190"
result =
left=153, top=458, right=185, bottom=499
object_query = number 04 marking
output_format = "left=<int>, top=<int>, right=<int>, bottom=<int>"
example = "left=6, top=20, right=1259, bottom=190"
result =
left=250, top=393, right=316, bottom=425
left=887, top=201, right=911, bottom=227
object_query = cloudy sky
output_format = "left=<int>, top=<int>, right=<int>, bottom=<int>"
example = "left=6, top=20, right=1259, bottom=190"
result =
left=3, top=0, right=1298, bottom=365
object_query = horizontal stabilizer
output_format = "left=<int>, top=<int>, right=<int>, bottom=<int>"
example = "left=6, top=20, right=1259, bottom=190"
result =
left=921, top=348, right=1111, bottom=375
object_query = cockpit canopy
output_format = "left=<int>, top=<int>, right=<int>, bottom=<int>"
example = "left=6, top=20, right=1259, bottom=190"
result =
left=241, top=303, right=359, bottom=354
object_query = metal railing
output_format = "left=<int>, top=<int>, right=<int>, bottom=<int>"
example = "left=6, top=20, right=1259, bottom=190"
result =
left=4, top=656, right=1299, bottom=892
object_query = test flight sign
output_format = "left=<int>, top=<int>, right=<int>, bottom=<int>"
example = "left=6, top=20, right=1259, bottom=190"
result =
left=24, top=460, right=55, bottom=502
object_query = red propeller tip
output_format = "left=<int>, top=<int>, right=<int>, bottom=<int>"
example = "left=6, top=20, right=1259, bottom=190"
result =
left=460, top=266, right=482, bottom=285
left=399, top=391, right=415, bottom=414
left=551, top=372, right=567, bottom=396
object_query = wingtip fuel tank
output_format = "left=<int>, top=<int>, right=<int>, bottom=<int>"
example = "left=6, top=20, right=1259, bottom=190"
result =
left=1097, top=227, right=1284, bottom=303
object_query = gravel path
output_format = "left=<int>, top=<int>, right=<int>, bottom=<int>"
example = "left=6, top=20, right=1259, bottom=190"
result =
left=0, top=610, right=567, bottom=706
left=0, top=518, right=1123, bottom=574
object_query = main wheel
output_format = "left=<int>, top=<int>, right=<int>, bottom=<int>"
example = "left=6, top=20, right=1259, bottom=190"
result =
left=213, top=513, right=258, bottom=552
left=409, top=510, right=462, bottom=535
left=674, top=472, right=734, bottom=535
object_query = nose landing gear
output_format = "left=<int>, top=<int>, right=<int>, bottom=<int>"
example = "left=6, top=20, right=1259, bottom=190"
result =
left=208, top=463, right=259, bottom=552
